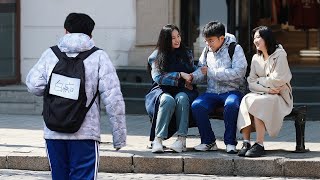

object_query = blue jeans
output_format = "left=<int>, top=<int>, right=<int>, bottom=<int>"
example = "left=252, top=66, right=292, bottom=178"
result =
left=155, top=92, right=190, bottom=139
left=191, top=91, right=242, bottom=145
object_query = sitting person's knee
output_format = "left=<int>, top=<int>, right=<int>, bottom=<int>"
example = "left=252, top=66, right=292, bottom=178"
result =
left=191, top=100, right=207, bottom=112
left=159, top=95, right=176, bottom=108
left=175, top=92, right=190, bottom=104
left=225, top=99, right=240, bottom=109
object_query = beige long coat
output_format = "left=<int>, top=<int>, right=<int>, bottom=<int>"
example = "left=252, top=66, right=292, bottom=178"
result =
left=237, top=45, right=293, bottom=137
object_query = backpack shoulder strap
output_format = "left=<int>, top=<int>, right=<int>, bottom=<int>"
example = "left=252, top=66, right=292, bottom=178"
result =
left=50, top=46, right=100, bottom=61
left=204, top=42, right=237, bottom=64
left=76, top=47, right=100, bottom=61
left=203, top=46, right=210, bottom=66
left=228, top=42, right=237, bottom=62
left=50, top=45, right=69, bottom=60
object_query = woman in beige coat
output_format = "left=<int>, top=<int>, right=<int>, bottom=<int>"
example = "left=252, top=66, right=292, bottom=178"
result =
left=237, top=26, right=293, bottom=157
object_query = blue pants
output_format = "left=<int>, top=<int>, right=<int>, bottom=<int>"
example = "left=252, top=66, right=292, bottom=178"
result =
left=155, top=92, right=190, bottom=138
left=191, top=91, right=242, bottom=145
left=46, top=139, right=99, bottom=180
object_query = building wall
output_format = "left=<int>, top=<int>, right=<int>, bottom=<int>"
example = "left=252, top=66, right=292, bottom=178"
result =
left=128, top=0, right=179, bottom=67
left=20, top=0, right=136, bottom=83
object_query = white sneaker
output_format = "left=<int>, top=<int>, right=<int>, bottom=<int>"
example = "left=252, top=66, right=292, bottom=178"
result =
left=194, top=142, right=218, bottom=151
left=169, top=136, right=186, bottom=153
left=226, top=144, right=237, bottom=154
left=152, top=137, right=164, bottom=153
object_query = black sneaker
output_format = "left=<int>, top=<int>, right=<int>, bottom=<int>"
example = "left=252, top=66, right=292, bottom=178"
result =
left=238, top=142, right=251, bottom=157
left=245, top=143, right=265, bottom=157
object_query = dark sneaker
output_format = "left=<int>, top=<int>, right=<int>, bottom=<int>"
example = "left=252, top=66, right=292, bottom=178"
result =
left=245, top=143, right=265, bottom=157
left=238, top=142, right=251, bottom=157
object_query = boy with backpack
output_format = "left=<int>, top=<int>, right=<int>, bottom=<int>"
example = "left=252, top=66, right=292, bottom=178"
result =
left=190, top=21, right=247, bottom=153
left=26, top=13, right=126, bottom=179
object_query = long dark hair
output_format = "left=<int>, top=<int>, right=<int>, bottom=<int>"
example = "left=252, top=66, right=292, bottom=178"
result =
left=252, top=26, right=279, bottom=56
left=149, top=24, right=190, bottom=73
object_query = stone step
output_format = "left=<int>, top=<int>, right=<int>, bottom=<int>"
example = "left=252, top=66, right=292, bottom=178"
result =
left=120, top=82, right=319, bottom=103
left=291, top=68, right=320, bottom=86
left=116, top=67, right=320, bottom=87
left=123, top=97, right=147, bottom=115
left=116, top=67, right=151, bottom=84
left=2, top=64, right=320, bottom=119
left=0, top=91, right=318, bottom=120
left=120, top=83, right=150, bottom=98
left=0, top=101, right=42, bottom=115
left=293, top=103, right=320, bottom=121
left=0, top=97, right=147, bottom=115
left=292, top=87, right=320, bottom=103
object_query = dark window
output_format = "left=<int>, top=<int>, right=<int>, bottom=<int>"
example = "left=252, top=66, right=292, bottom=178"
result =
left=0, top=0, right=20, bottom=84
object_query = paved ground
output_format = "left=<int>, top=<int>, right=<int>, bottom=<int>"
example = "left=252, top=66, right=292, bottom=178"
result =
left=0, top=114, right=319, bottom=178
left=0, top=169, right=315, bottom=180
left=0, top=114, right=318, bottom=153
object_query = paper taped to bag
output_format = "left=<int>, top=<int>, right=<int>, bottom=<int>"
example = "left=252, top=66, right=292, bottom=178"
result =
left=49, top=73, right=80, bottom=100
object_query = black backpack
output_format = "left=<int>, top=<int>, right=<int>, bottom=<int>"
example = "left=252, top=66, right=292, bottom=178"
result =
left=204, top=42, right=249, bottom=94
left=43, top=46, right=99, bottom=133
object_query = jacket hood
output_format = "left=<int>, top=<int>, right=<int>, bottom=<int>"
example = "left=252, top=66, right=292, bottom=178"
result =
left=57, top=33, right=95, bottom=53
left=225, top=33, right=237, bottom=44
left=269, top=44, right=287, bottom=57
left=216, top=33, right=237, bottom=53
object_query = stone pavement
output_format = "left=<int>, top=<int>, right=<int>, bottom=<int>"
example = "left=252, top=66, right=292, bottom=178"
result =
left=0, top=169, right=313, bottom=180
left=0, top=114, right=319, bottom=178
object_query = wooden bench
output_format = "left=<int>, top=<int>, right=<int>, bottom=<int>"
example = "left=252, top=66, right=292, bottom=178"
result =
left=209, top=105, right=308, bottom=153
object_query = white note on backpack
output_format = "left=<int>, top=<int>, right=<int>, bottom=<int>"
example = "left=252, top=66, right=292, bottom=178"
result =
left=49, top=73, right=81, bottom=100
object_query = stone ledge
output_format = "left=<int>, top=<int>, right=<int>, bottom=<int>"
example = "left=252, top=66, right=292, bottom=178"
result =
left=99, top=151, right=133, bottom=173
left=283, top=159, right=320, bottom=178
left=1, top=150, right=320, bottom=178
left=6, top=153, right=49, bottom=171
left=0, top=155, right=6, bottom=169
left=234, top=157, right=283, bottom=177
left=133, top=154, right=183, bottom=174
left=184, top=155, right=234, bottom=175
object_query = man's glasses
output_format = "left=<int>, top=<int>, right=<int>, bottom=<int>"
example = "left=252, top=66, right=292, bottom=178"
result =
left=204, top=38, right=219, bottom=45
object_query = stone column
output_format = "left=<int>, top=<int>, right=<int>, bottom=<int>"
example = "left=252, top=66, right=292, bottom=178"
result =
left=128, top=0, right=180, bottom=67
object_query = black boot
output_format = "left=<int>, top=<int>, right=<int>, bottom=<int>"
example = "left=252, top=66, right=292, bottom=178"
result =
left=245, top=143, right=265, bottom=157
left=238, top=142, right=251, bottom=157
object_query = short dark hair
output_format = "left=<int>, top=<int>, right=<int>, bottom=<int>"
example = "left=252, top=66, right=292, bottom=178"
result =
left=64, top=13, right=95, bottom=36
left=202, top=21, right=225, bottom=38
left=252, top=26, right=279, bottom=55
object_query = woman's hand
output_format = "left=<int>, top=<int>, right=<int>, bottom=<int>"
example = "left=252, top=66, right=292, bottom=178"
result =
left=180, top=72, right=193, bottom=82
left=180, top=72, right=194, bottom=90
left=268, top=85, right=284, bottom=94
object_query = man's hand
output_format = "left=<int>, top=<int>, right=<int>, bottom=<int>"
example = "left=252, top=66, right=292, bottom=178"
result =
left=201, top=66, right=208, bottom=75
left=184, top=81, right=193, bottom=90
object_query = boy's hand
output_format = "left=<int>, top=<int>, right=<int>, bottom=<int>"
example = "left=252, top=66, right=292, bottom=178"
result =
left=185, top=81, right=193, bottom=90
left=201, top=66, right=208, bottom=75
